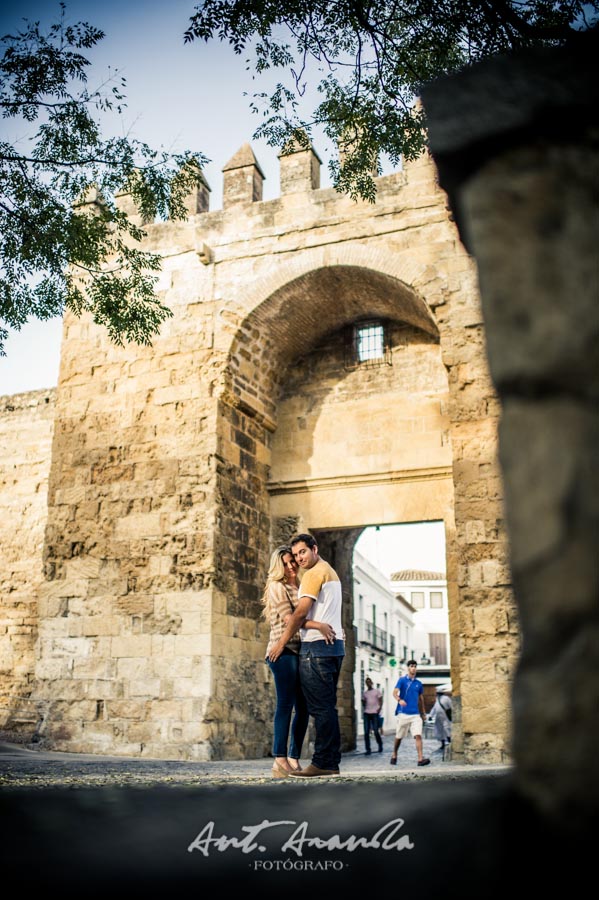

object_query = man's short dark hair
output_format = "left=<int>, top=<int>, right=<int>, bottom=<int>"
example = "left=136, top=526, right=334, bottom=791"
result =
left=290, top=533, right=317, bottom=549
left=407, top=659, right=418, bottom=666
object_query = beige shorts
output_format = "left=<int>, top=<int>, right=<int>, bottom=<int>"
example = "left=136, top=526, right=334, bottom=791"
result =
left=395, top=713, right=423, bottom=739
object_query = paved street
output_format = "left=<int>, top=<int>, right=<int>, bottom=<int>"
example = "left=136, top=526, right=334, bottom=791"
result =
left=0, top=734, right=508, bottom=787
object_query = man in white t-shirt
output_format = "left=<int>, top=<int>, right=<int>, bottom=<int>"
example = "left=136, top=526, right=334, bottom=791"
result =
left=268, top=533, right=344, bottom=777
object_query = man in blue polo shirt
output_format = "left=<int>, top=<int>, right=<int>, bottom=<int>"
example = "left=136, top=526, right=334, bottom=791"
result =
left=389, top=660, right=430, bottom=767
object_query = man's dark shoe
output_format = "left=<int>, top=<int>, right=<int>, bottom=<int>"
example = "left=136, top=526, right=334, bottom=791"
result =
left=377, top=746, right=383, bottom=752
left=417, top=758, right=430, bottom=767
left=288, top=764, right=340, bottom=777
left=365, top=750, right=372, bottom=755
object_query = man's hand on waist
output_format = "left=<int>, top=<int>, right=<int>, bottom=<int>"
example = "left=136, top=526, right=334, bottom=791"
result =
left=318, top=623, right=336, bottom=644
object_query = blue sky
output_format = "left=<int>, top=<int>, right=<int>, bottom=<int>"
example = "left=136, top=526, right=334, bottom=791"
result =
left=0, top=1, right=293, bottom=198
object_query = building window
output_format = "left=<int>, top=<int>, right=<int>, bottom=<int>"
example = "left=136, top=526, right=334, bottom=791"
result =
left=429, top=633, right=448, bottom=665
left=346, top=321, right=391, bottom=368
left=411, top=591, right=425, bottom=609
left=430, top=591, right=444, bottom=609
left=357, top=322, right=385, bottom=362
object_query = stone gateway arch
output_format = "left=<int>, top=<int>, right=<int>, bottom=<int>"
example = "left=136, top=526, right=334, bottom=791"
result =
left=0, top=143, right=517, bottom=762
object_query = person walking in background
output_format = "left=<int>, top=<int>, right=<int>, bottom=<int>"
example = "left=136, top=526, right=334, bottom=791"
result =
left=362, top=676, right=383, bottom=754
left=268, top=533, right=344, bottom=778
left=390, top=659, right=430, bottom=767
left=431, top=684, right=452, bottom=751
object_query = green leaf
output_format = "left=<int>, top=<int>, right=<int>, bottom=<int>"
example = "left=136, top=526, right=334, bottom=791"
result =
left=0, top=5, right=208, bottom=354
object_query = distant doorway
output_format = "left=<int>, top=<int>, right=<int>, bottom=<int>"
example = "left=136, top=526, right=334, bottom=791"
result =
left=353, top=522, right=450, bottom=749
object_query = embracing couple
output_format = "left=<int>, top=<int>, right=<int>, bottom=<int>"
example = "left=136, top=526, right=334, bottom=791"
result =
left=263, top=534, right=345, bottom=778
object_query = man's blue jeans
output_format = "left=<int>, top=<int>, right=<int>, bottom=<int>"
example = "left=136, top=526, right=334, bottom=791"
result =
left=266, top=650, right=309, bottom=758
left=299, top=652, right=343, bottom=770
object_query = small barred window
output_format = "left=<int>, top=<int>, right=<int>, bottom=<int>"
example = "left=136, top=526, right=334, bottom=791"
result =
left=346, top=321, right=391, bottom=368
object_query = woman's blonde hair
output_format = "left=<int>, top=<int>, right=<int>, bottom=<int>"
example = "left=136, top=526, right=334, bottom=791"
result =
left=261, top=545, right=294, bottom=619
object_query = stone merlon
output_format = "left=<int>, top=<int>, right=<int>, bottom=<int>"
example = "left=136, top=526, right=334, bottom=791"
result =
left=278, top=133, right=322, bottom=194
left=222, top=142, right=265, bottom=207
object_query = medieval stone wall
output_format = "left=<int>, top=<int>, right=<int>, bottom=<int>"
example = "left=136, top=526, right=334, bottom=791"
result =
left=0, top=142, right=516, bottom=762
left=0, top=389, right=56, bottom=735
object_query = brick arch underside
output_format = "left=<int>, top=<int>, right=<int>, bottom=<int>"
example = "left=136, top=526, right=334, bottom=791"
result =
left=223, top=265, right=440, bottom=427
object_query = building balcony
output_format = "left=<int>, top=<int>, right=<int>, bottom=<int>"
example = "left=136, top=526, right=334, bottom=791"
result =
left=356, top=619, right=391, bottom=654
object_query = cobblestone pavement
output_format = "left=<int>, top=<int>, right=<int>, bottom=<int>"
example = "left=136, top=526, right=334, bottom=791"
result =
left=0, top=735, right=509, bottom=788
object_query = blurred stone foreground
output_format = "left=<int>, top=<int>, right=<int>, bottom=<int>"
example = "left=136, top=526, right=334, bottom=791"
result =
left=1, top=33, right=597, bottom=892
left=0, top=763, right=565, bottom=894
left=421, top=29, right=599, bottom=833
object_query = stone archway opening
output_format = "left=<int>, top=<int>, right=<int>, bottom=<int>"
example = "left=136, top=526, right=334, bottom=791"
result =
left=214, top=262, right=458, bottom=758
left=282, top=518, right=455, bottom=757
left=353, top=522, right=452, bottom=759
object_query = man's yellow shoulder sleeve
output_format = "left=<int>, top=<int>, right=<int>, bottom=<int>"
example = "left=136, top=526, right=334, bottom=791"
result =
left=298, top=566, right=323, bottom=599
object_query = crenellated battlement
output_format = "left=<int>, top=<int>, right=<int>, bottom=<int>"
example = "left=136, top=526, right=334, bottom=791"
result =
left=113, top=139, right=432, bottom=224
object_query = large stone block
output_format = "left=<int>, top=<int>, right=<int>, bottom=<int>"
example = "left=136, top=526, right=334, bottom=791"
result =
left=110, top=636, right=153, bottom=658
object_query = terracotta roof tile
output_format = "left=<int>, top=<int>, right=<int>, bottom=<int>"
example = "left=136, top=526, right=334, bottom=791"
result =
left=390, top=569, right=445, bottom=581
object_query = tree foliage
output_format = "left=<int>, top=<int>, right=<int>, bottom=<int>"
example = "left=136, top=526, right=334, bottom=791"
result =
left=0, top=4, right=207, bottom=354
left=185, top=0, right=598, bottom=200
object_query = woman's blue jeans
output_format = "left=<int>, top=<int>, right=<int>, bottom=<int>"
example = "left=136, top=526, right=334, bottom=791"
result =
left=266, top=649, right=309, bottom=759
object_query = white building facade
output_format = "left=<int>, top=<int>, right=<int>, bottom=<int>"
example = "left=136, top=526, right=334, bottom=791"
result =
left=390, top=570, right=450, bottom=665
left=353, top=551, right=416, bottom=735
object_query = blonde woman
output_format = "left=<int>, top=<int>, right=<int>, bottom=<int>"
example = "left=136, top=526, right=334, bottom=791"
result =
left=263, top=545, right=312, bottom=777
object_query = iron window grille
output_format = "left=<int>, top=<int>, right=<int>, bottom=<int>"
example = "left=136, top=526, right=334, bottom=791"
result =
left=345, top=320, right=392, bottom=369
